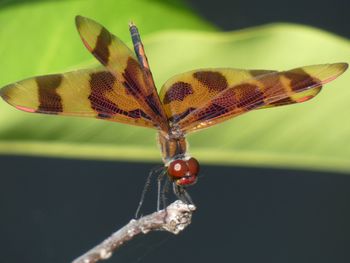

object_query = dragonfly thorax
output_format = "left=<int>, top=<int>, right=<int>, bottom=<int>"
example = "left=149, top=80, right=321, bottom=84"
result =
left=167, top=157, right=200, bottom=186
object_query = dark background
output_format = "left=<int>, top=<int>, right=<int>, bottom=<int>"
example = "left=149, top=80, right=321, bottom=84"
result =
left=187, top=0, right=350, bottom=38
left=1, top=0, right=350, bottom=262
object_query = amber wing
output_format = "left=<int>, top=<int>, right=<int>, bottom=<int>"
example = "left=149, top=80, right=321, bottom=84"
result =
left=160, top=63, right=348, bottom=133
left=159, top=68, right=275, bottom=124
left=75, top=16, right=169, bottom=132
left=0, top=68, right=158, bottom=128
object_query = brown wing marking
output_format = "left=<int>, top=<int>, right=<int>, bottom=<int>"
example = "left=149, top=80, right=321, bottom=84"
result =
left=174, top=63, right=348, bottom=133
left=0, top=68, right=157, bottom=129
left=88, top=70, right=150, bottom=121
left=260, top=66, right=334, bottom=108
left=75, top=16, right=169, bottom=132
left=163, top=82, right=194, bottom=104
left=160, top=68, right=275, bottom=124
left=36, top=74, right=63, bottom=113
left=193, top=71, right=229, bottom=92
left=91, top=26, right=112, bottom=66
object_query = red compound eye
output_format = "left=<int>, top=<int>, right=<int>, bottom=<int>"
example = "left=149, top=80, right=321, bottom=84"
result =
left=187, top=157, right=200, bottom=176
left=168, top=160, right=187, bottom=178
left=176, top=175, right=197, bottom=186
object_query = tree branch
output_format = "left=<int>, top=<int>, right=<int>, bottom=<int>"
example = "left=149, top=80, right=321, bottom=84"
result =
left=72, top=200, right=196, bottom=263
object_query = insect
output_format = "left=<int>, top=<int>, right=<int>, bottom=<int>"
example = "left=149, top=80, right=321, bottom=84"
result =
left=0, top=16, right=348, bottom=205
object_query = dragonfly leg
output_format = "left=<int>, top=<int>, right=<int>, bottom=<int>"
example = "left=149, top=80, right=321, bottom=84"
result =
left=157, top=169, right=168, bottom=211
left=173, top=183, right=194, bottom=205
left=135, top=165, right=164, bottom=218
left=160, top=178, right=170, bottom=210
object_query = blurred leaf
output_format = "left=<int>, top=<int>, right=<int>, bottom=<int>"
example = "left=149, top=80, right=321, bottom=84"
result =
left=0, top=1, right=349, bottom=173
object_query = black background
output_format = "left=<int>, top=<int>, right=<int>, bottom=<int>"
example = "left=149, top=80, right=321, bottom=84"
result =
left=1, top=0, right=350, bottom=262
left=187, top=0, right=350, bottom=38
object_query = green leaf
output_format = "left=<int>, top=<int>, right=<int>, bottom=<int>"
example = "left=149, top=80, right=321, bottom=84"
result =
left=0, top=0, right=215, bottom=84
left=0, top=1, right=349, bottom=173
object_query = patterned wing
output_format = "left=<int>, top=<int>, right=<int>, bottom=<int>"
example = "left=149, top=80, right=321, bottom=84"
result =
left=75, top=16, right=169, bottom=132
left=0, top=68, right=157, bottom=129
left=160, top=63, right=348, bottom=133
left=159, top=68, right=275, bottom=123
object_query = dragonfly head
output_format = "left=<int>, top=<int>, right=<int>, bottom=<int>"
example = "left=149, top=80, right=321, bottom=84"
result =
left=167, top=157, right=200, bottom=186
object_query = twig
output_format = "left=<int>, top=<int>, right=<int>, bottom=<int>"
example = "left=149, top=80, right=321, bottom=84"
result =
left=72, top=200, right=196, bottom=263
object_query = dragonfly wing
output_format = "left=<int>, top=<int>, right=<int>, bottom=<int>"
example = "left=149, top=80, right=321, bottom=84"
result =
left=0, top=67, right=157, bottom=129
left=160, top=68, right=275, bottom=123
left=162, top=63, right=347, bottom=133
left=75, top=16, right=169, bottom=131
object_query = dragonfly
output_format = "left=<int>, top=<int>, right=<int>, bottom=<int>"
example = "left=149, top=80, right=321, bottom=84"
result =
left=0, top=16, right=348, bottom=206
